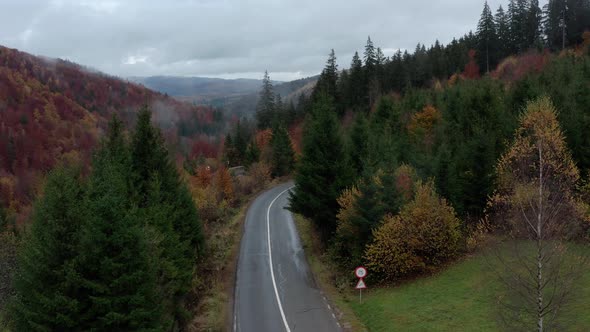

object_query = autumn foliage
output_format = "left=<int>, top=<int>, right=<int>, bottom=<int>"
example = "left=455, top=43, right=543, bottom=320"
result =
left=462, top=49, right=480, bottom=80
left=491, top=51, right=550, bottom=82
left=365, top=182, right=462, bottom=282
left=0, top=46, right=224, bottom=223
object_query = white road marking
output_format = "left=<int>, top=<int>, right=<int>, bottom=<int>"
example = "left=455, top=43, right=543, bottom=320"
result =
left=267, top=186, right=294, bottom=332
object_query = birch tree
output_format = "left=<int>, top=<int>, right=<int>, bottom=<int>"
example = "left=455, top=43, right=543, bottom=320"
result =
left=488, top=97, right=588, bottom=331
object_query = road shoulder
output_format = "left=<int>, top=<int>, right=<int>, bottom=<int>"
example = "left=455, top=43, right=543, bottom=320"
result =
left=293, top=214, right=367, bottom=332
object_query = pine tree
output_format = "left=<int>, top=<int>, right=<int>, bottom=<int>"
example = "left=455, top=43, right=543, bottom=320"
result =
left=477, top=1, right=499, bottom=73
left=10, top=166, right=86, bottom=331
left=256, top=71, right=276, bottom=129
left=289, top=94, right=352, bottom=240
left=270, top=125, right=295, bottom=177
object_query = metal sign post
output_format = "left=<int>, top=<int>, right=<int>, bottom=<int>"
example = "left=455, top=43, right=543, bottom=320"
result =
left=355, top=267, right=368, bottom=304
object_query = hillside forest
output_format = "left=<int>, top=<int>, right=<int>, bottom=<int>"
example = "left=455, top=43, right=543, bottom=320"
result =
left=0, top=0, right=590, bottom=330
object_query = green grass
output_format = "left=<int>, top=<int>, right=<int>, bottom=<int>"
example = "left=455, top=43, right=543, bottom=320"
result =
left=294, top=215, right=590, bottom=332
left=348, top=244, right=590, bottom=332
left=349, top=253, right=502, bottom=331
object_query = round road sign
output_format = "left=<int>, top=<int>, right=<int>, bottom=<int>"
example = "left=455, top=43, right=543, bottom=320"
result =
left=355, top=266, right=367, bottom=279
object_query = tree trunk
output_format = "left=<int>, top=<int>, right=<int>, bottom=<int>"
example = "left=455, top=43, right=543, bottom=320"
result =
left=537, top=143, right=544, bottom=332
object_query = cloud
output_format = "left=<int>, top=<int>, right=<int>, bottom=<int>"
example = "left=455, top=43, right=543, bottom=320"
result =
left=0, top=0, right=549, bottom=81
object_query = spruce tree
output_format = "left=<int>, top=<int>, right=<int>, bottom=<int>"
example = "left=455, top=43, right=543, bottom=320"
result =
left=255, top=71, right=276, bottom=129
left=223, top=133, right=237, bottom=166
left=75, top=118, right=163, bottom=330
left=348, top=113, right=369, bottom=177
left=526, top=0, right=543, bottom=48
left=130, top=108, right=204, bottom=325
left=274, top=94, right=285, bottom=126
left=245, top=140, right=260, bottom=166
left=476, top=1, right=499, bottom=73
left=544, top=0, right=568, bottom=50
left=232, top=120, right=248, bottom=164
left=507, top=0, right=522, bottom=53
left=289, top=94, right=351, bottom=240
left=10, top=166, right=86, bottom=331
left=312, top=49, right=339, bottom=109
left=131, top=107, right=203, bottom=255
left=348, top=51, right=364, bottom=110
left=495, top=5, right=511, bottom=59
left=270, top=125, right=295, bottom=177
left=363, top=36, right=377, bottom=76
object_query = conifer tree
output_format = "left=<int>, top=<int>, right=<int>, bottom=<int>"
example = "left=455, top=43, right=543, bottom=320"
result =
left=245, top=140, right=260, bottom=166
left=526, top=0, right=543, bottom=48
left=131, top=107, right=203, bottom=255
left=477, top=1, right=499, bottom=72
left=256, top=71, right=276, bottom=129
left=363, top=36, right=377, bottom=76
left=544, top=0, right=568, bottom=50
left=270, top=125, right=295, bottom=177
left=312, top=49, right=340, bottom=109
left=348, top=113, right=370, bottom=177
left=10, top=166, right=86, bottom=331
left=274, top=94, right=284, bottom=126
left=495, top=5, right=511, bottom=59
left=75, top=118, right=163, bottom=330
left=348, top=51, right=364, bottom=110
left=289, top=94, right=352, bottom=240
left=130, top=107, right=203, bottom=325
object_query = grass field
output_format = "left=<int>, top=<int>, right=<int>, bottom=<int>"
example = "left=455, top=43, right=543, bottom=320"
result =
left=294, top=216, right=590, bottom=331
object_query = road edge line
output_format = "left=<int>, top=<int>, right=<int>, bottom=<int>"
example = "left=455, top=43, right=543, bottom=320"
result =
left=267, top=186, right=294, bottom=332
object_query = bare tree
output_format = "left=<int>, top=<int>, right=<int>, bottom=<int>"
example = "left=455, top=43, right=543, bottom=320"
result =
left=487, top=97, right=588, bottom=331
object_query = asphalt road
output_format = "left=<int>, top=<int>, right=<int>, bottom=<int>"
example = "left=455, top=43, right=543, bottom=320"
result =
left=233, top=182, right=342, bottom=332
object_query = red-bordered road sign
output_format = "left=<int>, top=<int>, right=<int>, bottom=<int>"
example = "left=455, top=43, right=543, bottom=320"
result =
left=355, top=278, right=367, bottom=289
left=355, top=266, right=367, bottom=279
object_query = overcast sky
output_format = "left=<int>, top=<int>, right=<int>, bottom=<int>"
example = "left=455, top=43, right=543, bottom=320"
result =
left=0, top=0, right=548, bottom=81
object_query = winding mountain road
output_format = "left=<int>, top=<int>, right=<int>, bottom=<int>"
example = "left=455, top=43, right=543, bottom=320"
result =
left=233, top=182, right=341, bottom=332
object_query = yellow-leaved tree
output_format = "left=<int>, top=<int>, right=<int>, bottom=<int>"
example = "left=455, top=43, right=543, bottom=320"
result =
left=487, top=97, right=589, bottom=331
left=365, top=181, right=461, bottom=282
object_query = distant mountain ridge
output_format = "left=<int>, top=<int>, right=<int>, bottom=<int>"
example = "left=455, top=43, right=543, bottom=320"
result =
left=132, top=75, right=318, bottom=116
left=129, top=76, right=277, bottom=98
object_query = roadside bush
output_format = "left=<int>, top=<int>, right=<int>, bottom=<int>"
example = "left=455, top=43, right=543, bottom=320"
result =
left=332, top=165, right=418, bottom=269
left=192, top=185, right=227, bottom=223
left=365, top=181, right=462, bottom=282
left=235, top=175, right=256, bottom=198
left=248, top=162, right=271, bottom=191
